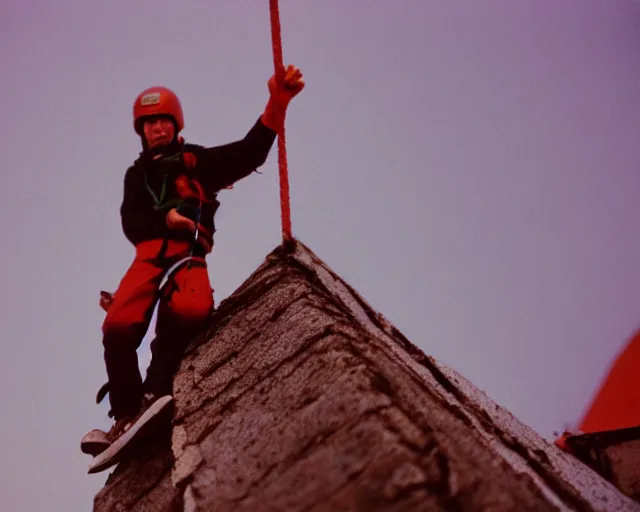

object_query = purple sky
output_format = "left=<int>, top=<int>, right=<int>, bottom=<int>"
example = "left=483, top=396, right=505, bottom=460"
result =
left=2, top=1, right=640, bottom=509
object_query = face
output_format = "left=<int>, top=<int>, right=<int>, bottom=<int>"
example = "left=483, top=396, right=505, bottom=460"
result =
left=142, top=116, right=176, bottom=148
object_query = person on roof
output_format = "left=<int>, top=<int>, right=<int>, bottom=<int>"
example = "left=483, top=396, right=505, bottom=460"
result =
left=81, top=65, right=304, bottom=456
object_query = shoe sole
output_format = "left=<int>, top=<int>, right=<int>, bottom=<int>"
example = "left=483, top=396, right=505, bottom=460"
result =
left=81, top=440, right=111, bottom=457
left=81, top=429, right=111, bottom=456
left=87, top=395, right=173, bottom=474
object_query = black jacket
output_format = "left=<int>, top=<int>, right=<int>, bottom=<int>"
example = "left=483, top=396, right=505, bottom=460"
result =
left=120, top=118, right=276, bottom=248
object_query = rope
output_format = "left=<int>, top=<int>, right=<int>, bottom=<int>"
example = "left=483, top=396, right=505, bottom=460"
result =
left=269, top=0, right=293, bottom=242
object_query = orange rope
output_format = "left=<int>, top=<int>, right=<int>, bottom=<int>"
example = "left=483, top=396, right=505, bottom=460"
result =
left=269, top=0, right=292, bottom=242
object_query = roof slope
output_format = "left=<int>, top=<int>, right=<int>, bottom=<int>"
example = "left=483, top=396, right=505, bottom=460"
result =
left=94, top=240, right=640, bottom=511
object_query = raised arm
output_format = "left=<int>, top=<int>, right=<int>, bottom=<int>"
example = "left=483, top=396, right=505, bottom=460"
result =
left=198, top=65, right=305, bottom=192
left=197, top=119, right=277, bottom=191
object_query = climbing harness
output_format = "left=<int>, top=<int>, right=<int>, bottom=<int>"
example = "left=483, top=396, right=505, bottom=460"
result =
left=186, top=200, right=202, bottom=268
left=144, top=172, right=181, bottom=211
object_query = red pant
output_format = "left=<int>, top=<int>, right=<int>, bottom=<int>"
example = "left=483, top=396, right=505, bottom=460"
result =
left=102, top=240, right=214, bottom=419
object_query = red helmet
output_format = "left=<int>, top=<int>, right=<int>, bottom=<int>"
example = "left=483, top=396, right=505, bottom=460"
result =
left=133, top=86, right=184, bottom=135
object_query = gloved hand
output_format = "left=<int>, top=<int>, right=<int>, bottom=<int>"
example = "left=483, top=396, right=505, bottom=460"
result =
left=269, top=64, right=305, bottom=106
left=261, top=64, right=305, bottom=131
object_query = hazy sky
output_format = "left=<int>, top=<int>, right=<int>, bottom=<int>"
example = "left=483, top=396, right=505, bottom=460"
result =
left=2, top=1, right=640, bottom=509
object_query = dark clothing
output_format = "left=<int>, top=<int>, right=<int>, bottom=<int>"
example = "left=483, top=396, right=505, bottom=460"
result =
left=120, top=117, right=277, bottom=248
left=102, top=117, right=276, bottom=420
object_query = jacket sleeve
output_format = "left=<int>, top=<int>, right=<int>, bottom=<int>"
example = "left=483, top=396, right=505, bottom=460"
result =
left=197, top=117, right=277, bottom=192
left=120, top=166, right=167, bottom=245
